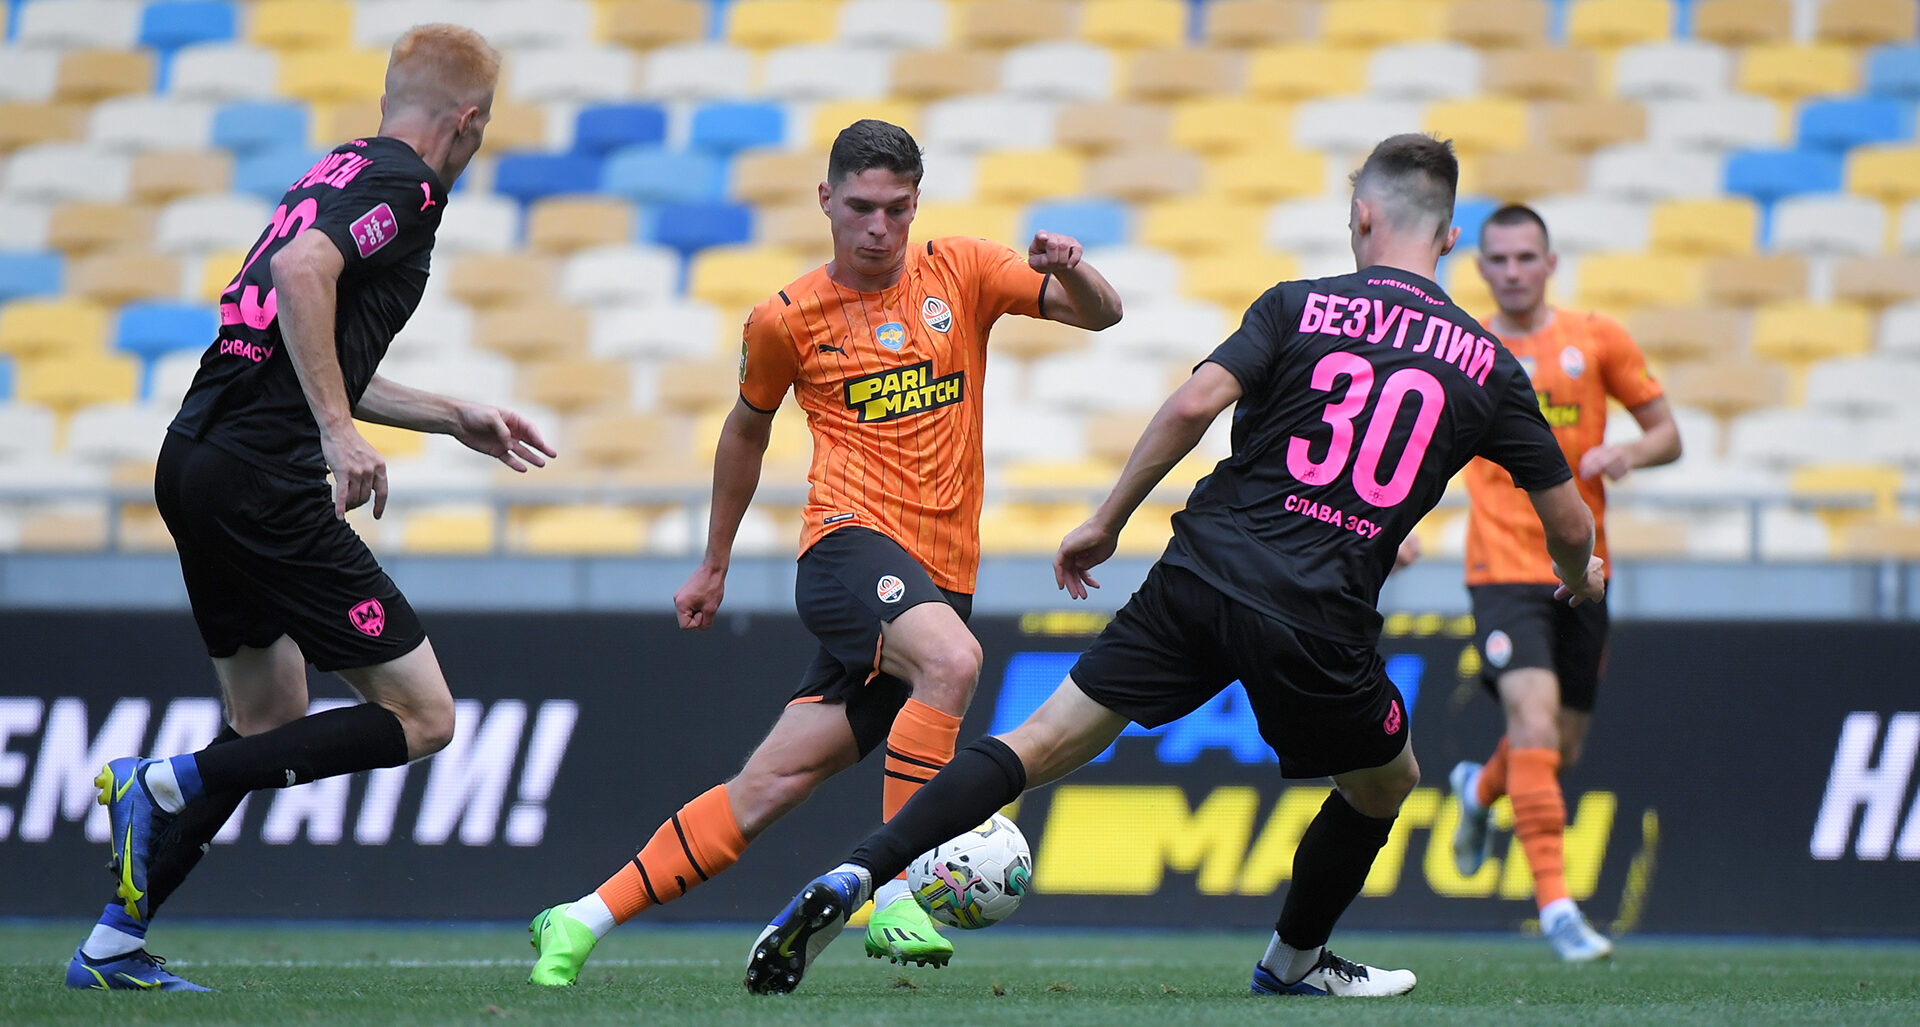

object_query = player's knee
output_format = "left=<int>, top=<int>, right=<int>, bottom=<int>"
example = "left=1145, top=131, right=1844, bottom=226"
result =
left=912, top=634, right=982, bottom=704
left=229, top=695, right=306, bottom=736
left=399, top=691, right=457, bottom=758
left=730, top=765, right=827, bottom=829
left=1509, top=706, right=1559, bottom=749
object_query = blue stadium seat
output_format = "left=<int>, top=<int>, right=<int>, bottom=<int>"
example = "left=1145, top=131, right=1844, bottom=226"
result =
left=234, top=146, right=326, bottom=199
left=140, top=2, right=237, bottom=88
left=0, top=252, right=63, bottom=304
left=1867, top=46, right=1920, bottom=100
left=1024, top=200, right=1129, bottom=250
left=493, top=153, right=605, bottom=204
left=117, top=302, right=218, bottom=399
left=602, top=148, right=725, bottom=204
left=1798, top=99, right=1915, bottom=152
left=213, top=102, right=312, bottom=155
left=1723, top=149, right=1844, bottom=205
left=689, top=102, right=786, bottom=154
left=1452, top=196, right=1501, bottom=250
left=650, top=202, right=754, bottom=256
left=574, top=104, right=669, bottom=156
left=0, top=355, right=13, bottom=401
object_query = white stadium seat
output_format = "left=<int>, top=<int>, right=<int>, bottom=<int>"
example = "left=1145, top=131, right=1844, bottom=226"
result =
left=468, top=0, right=595, bottom=51
left=0, top=404, right=58, bottom=463
left=509, top=47, right=638, bottom=103
left=641, top=44, right=756, bottom=101
left=1529, top=195, right=1653, bottom=253
left=0, top=201, right=53, bottom=252
left=1758, top=508, right=1832, bottom=561
left=380, top=352, right=517, bottom=405
left=982, top=401, right=1086, bottom=463
left=763, top=44, right=892, bottom=100
left=1772, top=195, right=1886, bottom=256
left=1804, top=356, right=1920, bottom=415
left=16, top=0, right=141, bottom=49
left=390, top=295, right=478, bottom=358
left=1368, top=43, right=1482, bottom=101
left=354, top=1, right=466, bottom=49
left=156, top=193, right=273, bottom=254
left=1588, top=145, right=1723, bottom=200
left=434, top=193, right=521, bottom=255
left=65, top=403, right=173, bottom=466
left=1001, top=43, right=1115, bottom=102
left=1098, top=300, right=1229, bottom=360
left=1613, top=41, right=1732, bottom=99
left=839, top=0, right=950, bottom=49
left=1026, top=353, right=1166, bottom=411
left=1726, top=408, right=1858, bottom=467
left=562, top=244, right=681, bottom=309
left=590, top=301, right=726, bottom=361
left=4, top=143, right=130, bottom=202
left=1854, top=412, right=1920, bottom=466
left=148, top=351, right=205, bottom=408
left=1292, top=99, right=1424, bottom=152
left=170, top=44, right=282, bottom=102
left=1646, top=97, right=1779, bottom=150
left=1079, top=246, right=1181, bottom=303
left=89, top=98, right=216, bottom=153
left=924, top=96, right=1061, bottom=152
left=1878, top=298, right=1920, bottom=355
left=914, top=147, right=979, bottom=201
left=1265, top=197, right=1356, bottom=255
left=0, top=47, right=60, bottom=102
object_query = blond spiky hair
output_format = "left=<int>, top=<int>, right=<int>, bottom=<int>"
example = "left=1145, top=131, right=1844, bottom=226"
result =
left=385, top=23, right=500, bottom=113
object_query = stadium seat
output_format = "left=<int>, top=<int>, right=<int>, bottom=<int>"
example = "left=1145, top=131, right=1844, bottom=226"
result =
left=640, top=43, right=756, bottom=100
left=1799, top=99, right=1914, bottom=153
left=16, top=352, right=140, bottom=412
left=447, top=254, right=559, bottom=309
left=1370, top=43, right=1482, bottom=101
left=0, top=100, right=85, bottom=150
left=1205, top=146, right=1327, bottom=204
left=1082, top=0, right=1187, bottom=49
left=1728, top=407, right=1861, bottom=467
left=1848, top=146, right=1920, bottom=204
left=1001, top=42, right=1116, bottom=101
left=1664, top=359, right=1786, bottom=419
left=512, top=47, right=640, bottom=104
left=1053, top=100, right=1169, bottom=153
left=1805, top=356, right=1920, bottom=415
left=1818, top=0, right=1916, bottom=46
left=839, top=0, right=949, bottom=49
left=1751, top=302, right=1873, bottom=365
left=1201, top=0, right=1308, bottom=47
left=1264, top=197, right=1356, bottom=255
left=1127, top=48, right=1243, bottom=100
left=1627, top=305, right=1744, bottom=362
left=88, top=97, right=215, bottom=154
left=1538, top=100, right=1647, bottom=152
left=1738, top=45, right=1859, bottom=102
left=516, top=505, right=647, bottom=555
left=1566, top=0, right=1671, bottom=48
left=1466, top=151, right=1585, bottom=200
left=985, top=318, right=1093, bottom=362
left=69, top=251, right=184, bottom=306
left=1321, top=0, right=1445, bottom=46
left=1085, top=148, right=1202, bottom=203
left=1577, top=254, right=1704, bottom=310
left=0, top=402, right=58, bottom=459
left=1294, top=99, right=1425, bottom=152
left=1771, top=195, right=1885, bottom=255
left=910, top=201, right=1020, bottom=245
left=1169, top=98, right=1290, bottom=153
left=398, top=506, right=496, bottom=555
left=0, top=253, right=62, bottom=304
left=213, top=102, right=311, bottom=154
left=650, top=202, right=755, bottom=257
left=602, top=0, right=708, bottom=50
left=1649, top=199, right=1757, bottom=256
left=602, top=148, right=726, bottom=204
left=1704, top=254, right=1807, bottom=306
left=890, top=49, right=1002, bottom=100
left=278, top=49, right=389, bottom=104
left=1180, top=250, right=1301, bottom=319
left=566, top=410, right=676, bottom=470
left=231, top=145, right=325, bottom=199
left=54, top=49, right=154, bottom=103
left=1484, top=47, right=1596, bottom=100
left=434, top=193, right=520, bottom=255
left=1895, top=201, right=1920, bottom=251
left=476, top=302, right=591, bottom=362
left=809, top=100, right=921, bottom=151
left=726, top=0, right=840, bottom=49
left=519, top=358, right=632, bottom=414
left=1589, top=145, right=1722, bottom=200
left=1246, top=45, right=1369, bottom=99
left=1614, top=42, right=1732, bottom=100
left=66, top=402, right=177, bottom=467
left=1023, top=200, right=1128, bottom=250
left=250, top=0, right=352, bottom=52
left=1447, top=0, right=1550, bottom=48
left=690, top=102, right=787, bottom=154
left=388, top=296, right=477, bottom=359
left=15, top=504, right=112, bottom=552
left=464, top=0, right=595, bottom=51
left=1838, top=520, right=1920, bottom=559
left=688, top=246, right=807, bottom=313
left=192, top=248, right=247, bottom=302
left=754, top=202, right=834, bottom=259
left=525, top=197, right=636, bottom=255
left=1646, top=96, right=1778, bottom=150
left=45, top=201, right=153, bottom=254
left=1723, top=149, right=1844, bottom=206
left=924, top=96, right=1060, bottom=152
left=1450, top=196, right=1501, bottom=250
left=1425, top=98, right=1529, bottom=155
left=573, top=104, right=668, bottom=156
left=1691, top=0, right=1792, bottom=46
left=1867, top=45, right=1920, bottom=99
left=0, top=48, right=59, bottom=103
left=128, top=149, right=233, bottom=204
left=1098, top=299, right=1227, bottom=360
left=977, top=501, right=1096, bottom=554
left=731, top=150, right=830, bottom=206
left=956, top=1, right=1074, bottom=49
left=169, top=43, right=279, bottom=101
left=762, top=43, right=891, bottom=100
left=17, top=1, right=141, bottom=49
left=1832, top=255, right=1920, bottom=306
left=1027, top=352, right=1166, bottom=411
left=975, top=149, right=1087, bottom=204
left=588, top=299, right=720, bottom=359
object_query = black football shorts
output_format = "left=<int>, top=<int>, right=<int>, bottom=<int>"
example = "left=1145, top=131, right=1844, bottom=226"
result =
left=1469, top=583, right=1609, bottom=712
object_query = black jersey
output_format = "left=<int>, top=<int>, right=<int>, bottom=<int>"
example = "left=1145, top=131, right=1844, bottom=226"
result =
left=1163, top=266, right=1570, bottom=647
left=170, top=136, right=446, bottom=480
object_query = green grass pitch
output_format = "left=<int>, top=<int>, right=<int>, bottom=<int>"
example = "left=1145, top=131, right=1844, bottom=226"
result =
left=3, top=922, right=1916, bottom=1026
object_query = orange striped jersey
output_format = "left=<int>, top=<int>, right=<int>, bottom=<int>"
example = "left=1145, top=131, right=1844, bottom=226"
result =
left=1463, top=308, right=1664, bottom=585
left=738, top=236, right=1048, bottom=593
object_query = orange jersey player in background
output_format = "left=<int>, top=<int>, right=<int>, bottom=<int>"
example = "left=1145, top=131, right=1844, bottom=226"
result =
left=1443, top=204, right=1682, bottom=961
left=525, top=119, right=1121, bottom=985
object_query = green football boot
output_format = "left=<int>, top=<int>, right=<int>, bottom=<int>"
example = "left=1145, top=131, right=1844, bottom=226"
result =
left=864, top=896, right=954, bottom=968
left=528, top=904, right=599, bottom=986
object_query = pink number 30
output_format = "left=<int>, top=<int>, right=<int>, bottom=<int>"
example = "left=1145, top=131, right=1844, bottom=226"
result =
left=1285, top=352, right=1446, bottom=508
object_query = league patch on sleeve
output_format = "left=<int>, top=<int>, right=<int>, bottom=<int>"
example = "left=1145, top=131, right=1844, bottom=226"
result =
left=350, top=202, right=399, bottom=258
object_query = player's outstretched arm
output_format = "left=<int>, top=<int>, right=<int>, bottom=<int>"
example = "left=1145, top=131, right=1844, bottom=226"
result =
left=1028, top=231, right=1122, bottom=331
left=355, top=375, right=557, bottom=472
left=273, top=230, right=384, bottom=520
left=675, top=397, right=775, bottom=630
left=1578, top=396, right=1683, bottom=481
left=1056, top=362, right=1243, bottom=599
left=1527, top=480, right=1605, bottom=606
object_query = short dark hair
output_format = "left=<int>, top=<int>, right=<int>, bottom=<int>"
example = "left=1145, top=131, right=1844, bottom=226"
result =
left=1348, top=133, right=1459, bottom=241
left=1480, top=203, right=1551, bottom=251
left=827, top=119, right=924, bottom=186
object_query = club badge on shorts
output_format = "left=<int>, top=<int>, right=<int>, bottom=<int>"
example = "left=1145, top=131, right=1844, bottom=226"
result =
left=876, top=575, right=906, bottom=604
left=876, top=322, right=906, bottom=351
left=921, top=296, right=953, bottom=334
left=1484, top=629, right=1512, bottom=668
left=350, top=598, right=386, bottom=637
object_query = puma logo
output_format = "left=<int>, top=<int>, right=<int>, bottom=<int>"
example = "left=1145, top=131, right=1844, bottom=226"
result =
left=817, top=343, right=847, bottom=355
left=418, top=182, right=437, bottom=211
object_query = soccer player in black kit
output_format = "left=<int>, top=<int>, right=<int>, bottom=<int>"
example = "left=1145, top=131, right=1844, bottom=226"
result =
left=745, top=134, right=1608, bottom=998
left=68, top=25, right=555, bottom=992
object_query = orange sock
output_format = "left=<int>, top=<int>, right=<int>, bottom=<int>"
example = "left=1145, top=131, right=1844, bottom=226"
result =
left=1475, top=736, right=1511, bottom=808
left=1507, top=746, right=1568, bottom=909
left=883, top=699, right=961, bottom=822
left=594, top=784, right=747, bottom=924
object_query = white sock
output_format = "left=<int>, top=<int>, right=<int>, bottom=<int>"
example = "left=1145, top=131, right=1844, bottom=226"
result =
left=1262, top=932, right=1323, bottom=984
left=827, top=862, right=874, bottom=906
left=82, top=923, right=145, bottom=960
left=1459, top=767, right=1483, bottom=813
left=873, top=877, right=910, bottom=911
left=564, top=893, right=617, bottom=940
left=1540, top=896, right=1578, bottom=927
left=141, top=761, right=186, bottom=814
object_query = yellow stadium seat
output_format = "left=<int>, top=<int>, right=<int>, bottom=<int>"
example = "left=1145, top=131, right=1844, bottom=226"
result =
left=1604, top=509, right=1692, bottom=559
left=196, top=249, right=247, bottom=302
left=118, top=503, right=176, bottom=553
left=525, top=197, right=636, bottom=255
left=354, top=419, right=427, bottom=459
left=908, top=203, right=1020, bottom=246
left=69, top=252, right=184, bottom=307
left=1627, top=305, right=1744, bottom=362
left=1793, top=464, right=1901, bottom=523
left=447, top=254, right=560, bottom=309
left=18, top=354, right=140, bottom=411
left=1738, top=45, right=1859, bottom=102
left=688, top=245, right=809, bottom=313
left=957, top=0, right=1074, bottom=49
left=1664, top=359, right=1785, bottom=420
left=727, top=0, right=841, bottom=48
left=1140, top=197, right=1266, bottom=255
left=1464, top=151, right=1585, bottom=200
left=974, top=149, right=1087, bottom=204
left=1170, top=97, right=1292, bottom=153
left=1650, top=199, right=1758, bottom=257
left=978, top=501, right=1093, bottom=555
left=520, top=358, right=632, bottom=413
left=658, top=358, right=741, bottom=414
left=1751, top=302, right=1872, bottom=364
left=601, top=0, right=708, bottom=49
left=688, top=399, right=811, bottom=468
left=250, top=0, right=354, bottom=51
left=1484, top=46, right=1596, bottom=99
left=19, top=504, right=110, bottom=552
left=734, top=150, right=831, bottom=205
left=1833, top=255, right=1920, bottom=307
left=1127, top=48, right=1243, bottom=99
left=889, top=49, right=1001, bottom=101
left=987, top=318, right=1091, bottom=360
left=1577, top=254, right=1704, bottom=310
left=279, top=50, right=390, bottom=105
left=0, top=298, right=109, bottom=358
left=1081, top=0, right=1188, bottom=49
left=1003, top=458, right=1122, bottom=487
left=1818, top=0, right=1916, bottom=45
left=1085, top=148, right=1202, bottom=202
left=516, top=505, right=647, bottom=555
left=1424, top=98, right=1529, bottom=154
left=811, top=100, right=920, bottom=151
left=1247, top=45, right=1369, bottom=99
left=1116, top=501, right=1181, bottom=555
left=1321, top=0, right=1445, bottom=47
left=477, top=302, right=591, bottom=362
left=1692, top=0, right=1793, bottom=46
left=1447, top=0, right=1550, bottom=48
left=130, top=150, right=233, bottom=203
left=1204, top=146, right=1325, bottom=204
left=400, top=506, right=497, bottom=555
left=314, top=100, right=381, bottom=146
left=1443, top=258, right=1497, bottom=317
left=1055, top=101, right=1171, bottom=152
left=483, top=102, right=551, bottom=154
left=756, top=201, right=835, bottom=260
left=1203, top=0, right=1310, bottom=48
left=55, top=50, right=154, bottom=102
left=1847, top=147, right=1920, bottom=205
left=1838, top=519, right=1920, bottom=559
left=1566, top=0, right=1671, bottom=48
left=0, top=101, right=84, bottom=151
left=567, top=411, right=676, bottom=469
left=1538, top=99, right=1646, bottom=151
left=1705, top=255, right=1806, bottom=307
left=1182, top=250, right=1302, bottom=313
left=47, top=203, right=156, bottom=255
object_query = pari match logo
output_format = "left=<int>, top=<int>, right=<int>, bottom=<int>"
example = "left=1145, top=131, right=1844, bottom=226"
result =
left=844, top=359, right=964, bottom=423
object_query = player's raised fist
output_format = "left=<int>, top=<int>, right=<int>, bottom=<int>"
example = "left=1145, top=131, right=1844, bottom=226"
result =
left=1027, top=231, right=1083, bottom=275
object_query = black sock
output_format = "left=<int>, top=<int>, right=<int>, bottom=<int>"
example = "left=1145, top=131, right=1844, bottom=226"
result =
left=190, top=704, right=409, bottom=796
left=144, top=725, right=246, bottom=916
left=1275, top=791, right=1396, bottom=951
left=850, top=736, right=1027, bottom=883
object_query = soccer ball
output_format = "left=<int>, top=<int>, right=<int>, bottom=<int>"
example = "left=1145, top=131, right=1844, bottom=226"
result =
left=906, top=812, right=1033, bottom=930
